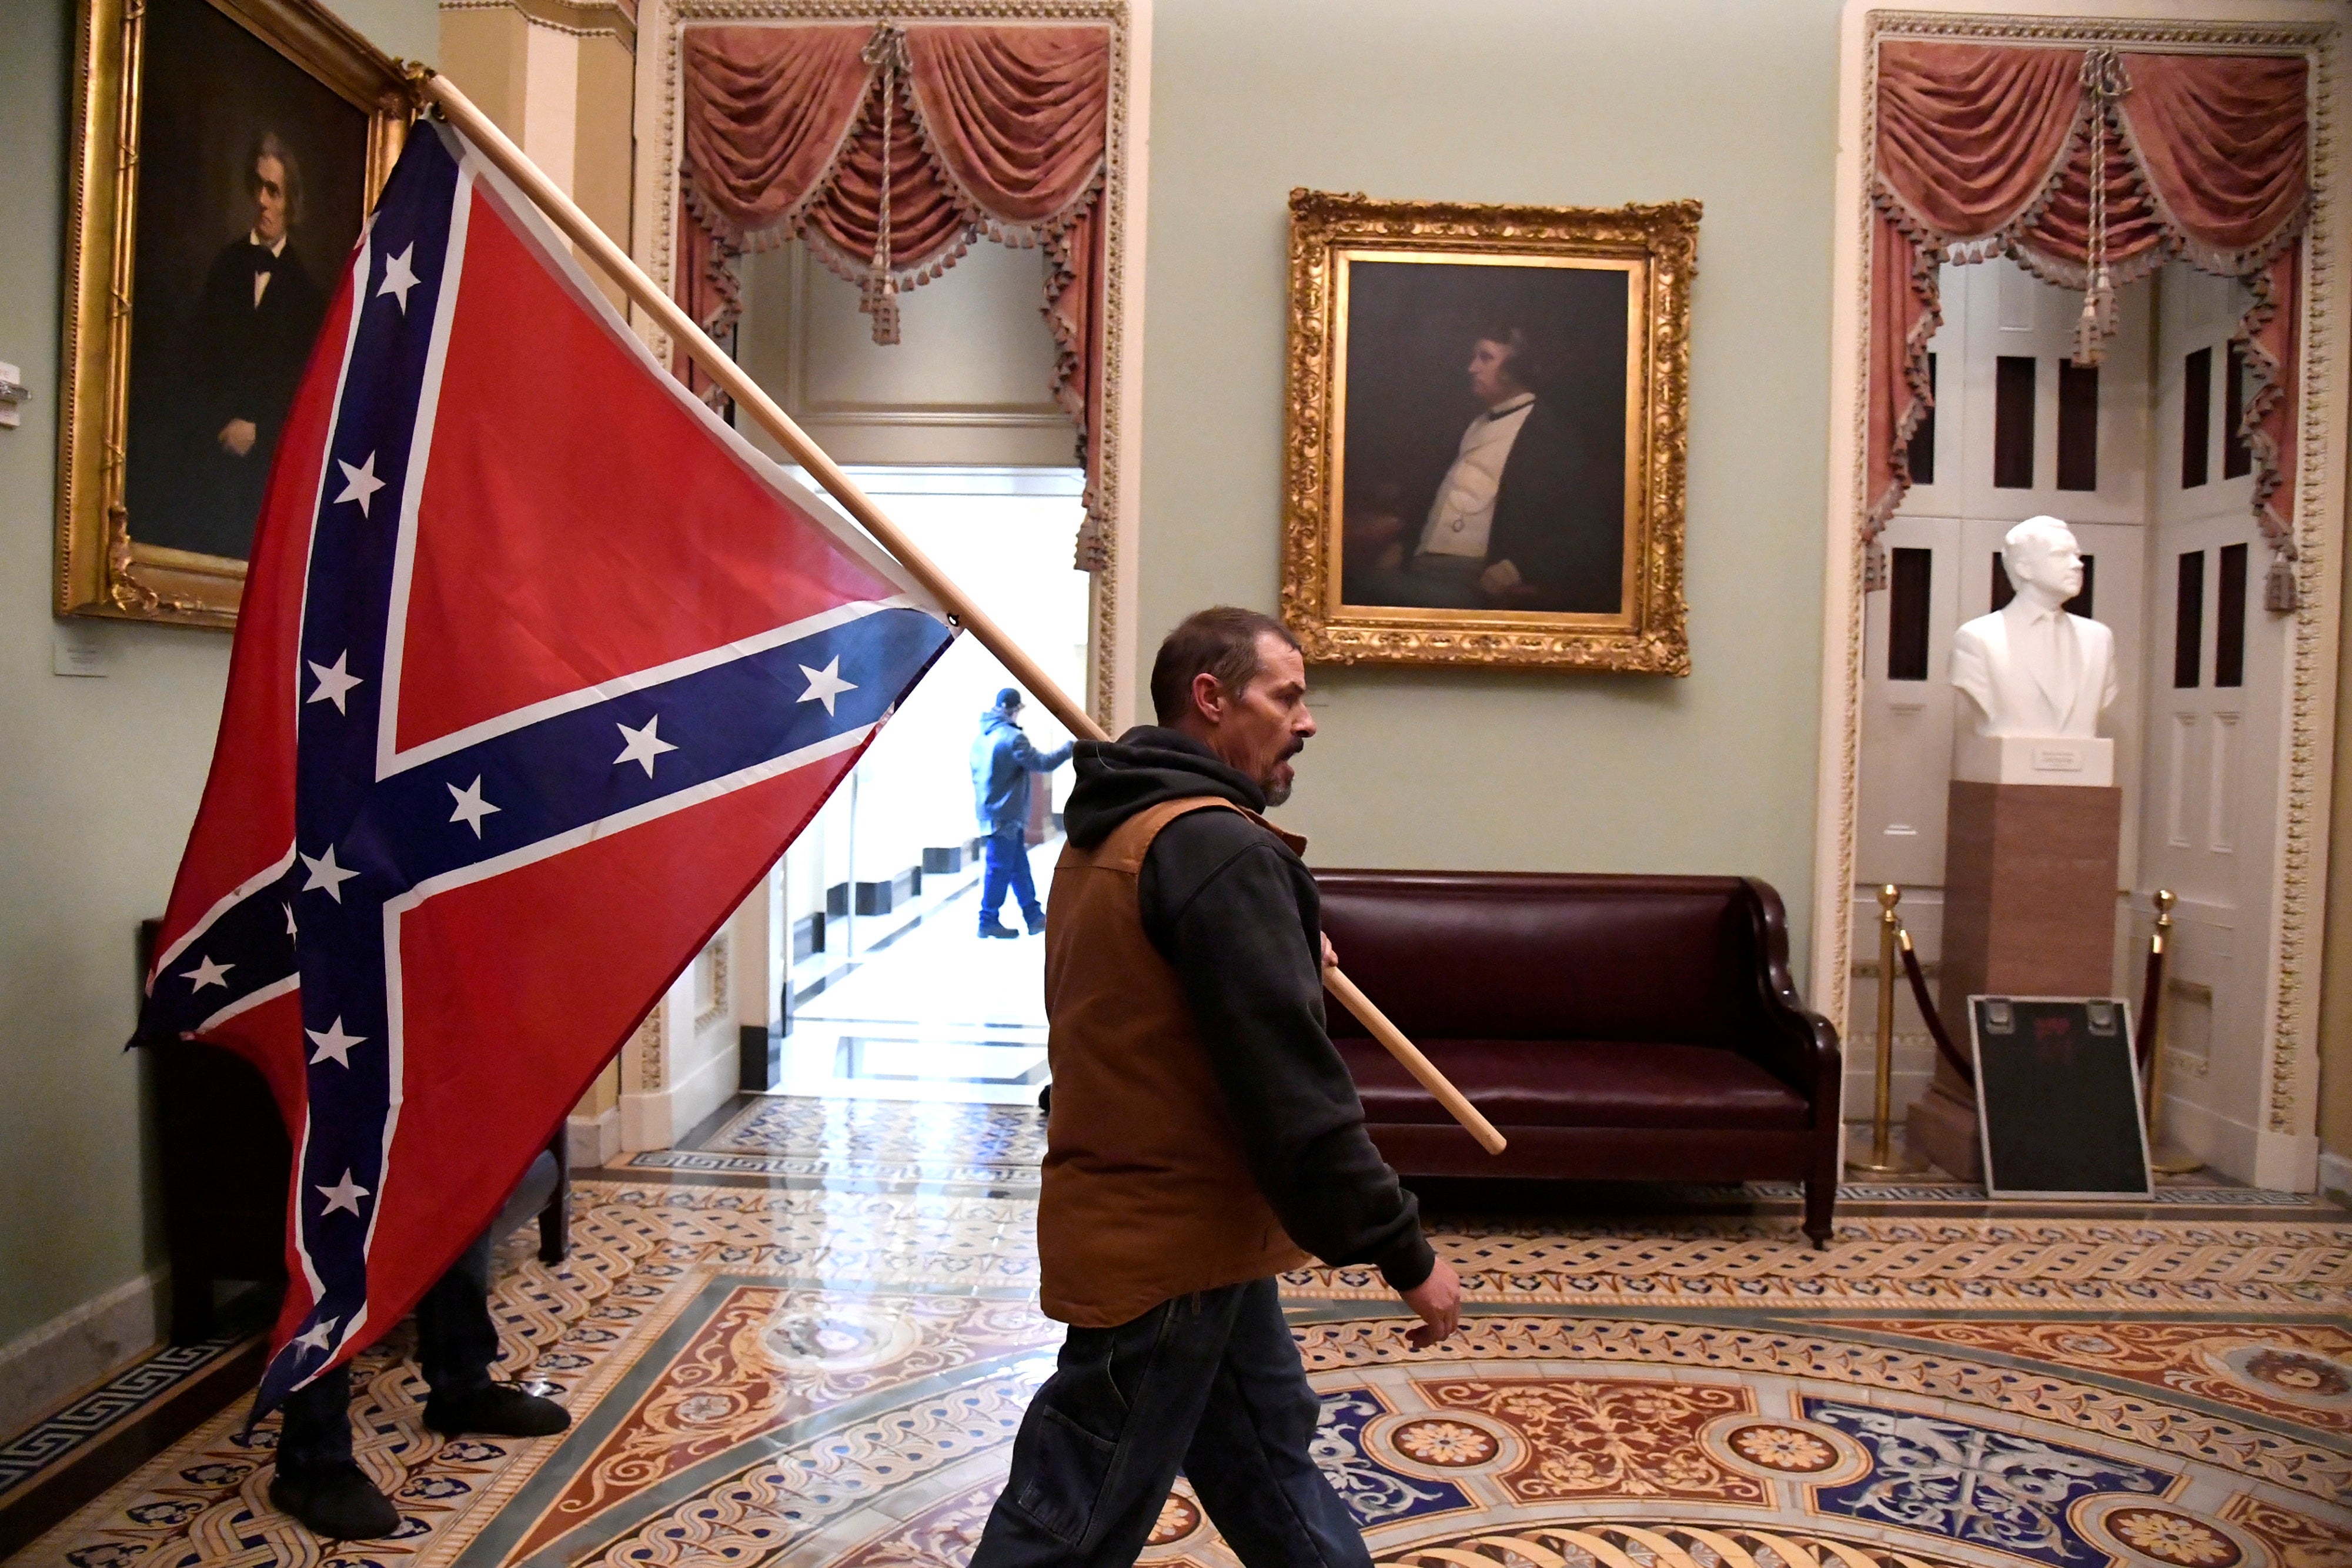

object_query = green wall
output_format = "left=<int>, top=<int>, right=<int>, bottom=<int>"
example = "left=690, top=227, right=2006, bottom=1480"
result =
left=1138, top=0, right=1841, bottom=962
left=0, top=0, right=435, bottom=1357
left=4, top=0, right=1847, bottom=1363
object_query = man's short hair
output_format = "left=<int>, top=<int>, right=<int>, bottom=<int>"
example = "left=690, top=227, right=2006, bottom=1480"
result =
left=1474, top=322, right=1548, bottom=391
left=248, top=131, right=305, bottom=226
left=1151, top=607, right=1300, bottom=726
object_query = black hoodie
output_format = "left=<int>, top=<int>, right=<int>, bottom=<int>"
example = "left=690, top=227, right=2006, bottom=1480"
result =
left=1061, top=726, right=1435, bottom=1292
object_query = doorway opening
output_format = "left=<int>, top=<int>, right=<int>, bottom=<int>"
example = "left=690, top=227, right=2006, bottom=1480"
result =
left=773, top=465, right=1088, bottom=1104
left=1852, top=258, right=2284, bottom=1182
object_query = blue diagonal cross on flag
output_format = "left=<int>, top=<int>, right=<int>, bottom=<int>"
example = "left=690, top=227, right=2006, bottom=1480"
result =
left=137, top=120, right=953, bottom=1416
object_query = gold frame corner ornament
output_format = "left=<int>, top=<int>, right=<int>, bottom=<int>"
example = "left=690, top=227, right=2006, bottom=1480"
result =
left=1279, top=188, right=1698, bottom=674
left=56, top=0, right=416, bottom=629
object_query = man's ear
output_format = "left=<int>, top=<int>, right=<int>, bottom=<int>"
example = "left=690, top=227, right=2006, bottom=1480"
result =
left=1189, top=670, right=1224, bottom=724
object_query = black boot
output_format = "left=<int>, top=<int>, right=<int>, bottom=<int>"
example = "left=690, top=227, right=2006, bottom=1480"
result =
left=423, top=1382, right=572, bottom=1437
left=269, top=1463, right=400, bottom=1540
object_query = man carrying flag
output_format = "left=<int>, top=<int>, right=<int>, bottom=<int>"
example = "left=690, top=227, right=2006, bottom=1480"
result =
left=135, top=113, right=953, bottom=1538
left=970, top=608, right=1460, bottom=1568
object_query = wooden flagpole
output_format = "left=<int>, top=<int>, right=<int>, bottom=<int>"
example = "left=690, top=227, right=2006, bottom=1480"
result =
left=417, top=71, right=1506, bottom=1158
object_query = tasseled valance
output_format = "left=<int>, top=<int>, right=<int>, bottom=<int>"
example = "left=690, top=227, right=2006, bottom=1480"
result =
left=1866, top=42, right=2307, bottom=604
left=675, top=21, right=1113, bottom=567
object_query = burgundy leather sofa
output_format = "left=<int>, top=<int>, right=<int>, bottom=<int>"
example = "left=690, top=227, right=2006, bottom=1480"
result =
left=1317, top=871, right=1842, bottom=1246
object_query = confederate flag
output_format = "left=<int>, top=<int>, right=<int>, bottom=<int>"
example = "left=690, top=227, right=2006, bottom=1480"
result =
left=133, top=119, right=953, bottom=1417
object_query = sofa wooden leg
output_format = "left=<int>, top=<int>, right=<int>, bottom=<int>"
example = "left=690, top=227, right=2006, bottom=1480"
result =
left=1802, top=1175, right=1835, bottom=1251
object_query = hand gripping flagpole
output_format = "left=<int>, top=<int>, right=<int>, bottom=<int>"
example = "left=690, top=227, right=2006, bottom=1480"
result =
left=415, top=71, right=1508, bottom=1158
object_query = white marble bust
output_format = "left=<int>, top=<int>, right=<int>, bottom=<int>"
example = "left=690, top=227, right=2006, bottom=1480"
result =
left=1949, top=516, right=2118, bottom=739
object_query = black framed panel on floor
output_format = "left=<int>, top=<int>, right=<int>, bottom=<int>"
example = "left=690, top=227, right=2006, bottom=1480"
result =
left=1969, top=995, right=2153, bottom=1199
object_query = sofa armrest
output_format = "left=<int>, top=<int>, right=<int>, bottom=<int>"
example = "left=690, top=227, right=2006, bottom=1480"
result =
left=1736, top=878, right=1842, bottom=1122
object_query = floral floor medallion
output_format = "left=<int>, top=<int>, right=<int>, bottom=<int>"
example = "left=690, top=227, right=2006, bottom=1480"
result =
left=25, top=1098, right=2351, bottom=1568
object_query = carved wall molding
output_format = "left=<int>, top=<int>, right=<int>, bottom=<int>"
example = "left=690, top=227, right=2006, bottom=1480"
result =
left=1818, top=4, right=2341, bottom=1180
left=438, top=0, right=638, bottom=47
left=629, top=1002, right=666, bottom=1093
left=693, top=935, right=731, bottom=1034
left=630, top=0, right=1144, bottom=730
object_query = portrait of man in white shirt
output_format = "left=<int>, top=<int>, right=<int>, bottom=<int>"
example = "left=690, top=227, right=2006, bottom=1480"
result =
left=1341, top=313, right=1626, bottom=616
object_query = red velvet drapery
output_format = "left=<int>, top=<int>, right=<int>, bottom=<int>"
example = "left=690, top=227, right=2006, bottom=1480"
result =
left=675, top=22, right=1112, bottom=564
left=1867, top=42, right=2308, bottom=603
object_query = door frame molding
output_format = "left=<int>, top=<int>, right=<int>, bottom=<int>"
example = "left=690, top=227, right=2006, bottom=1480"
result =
left=1814, top=0, right=2346, bottom=1189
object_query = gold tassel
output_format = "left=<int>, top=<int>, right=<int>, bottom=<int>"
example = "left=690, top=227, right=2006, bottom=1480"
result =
left=2070, top=50, right=2126, bottom=369
left=860, top=25, right=910, bottom=347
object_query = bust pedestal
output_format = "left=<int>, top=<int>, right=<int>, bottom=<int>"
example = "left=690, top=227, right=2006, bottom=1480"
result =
left=1906, top=770, right=2122, bottom=1181
left=1953, top=734, right=2115, bottom=787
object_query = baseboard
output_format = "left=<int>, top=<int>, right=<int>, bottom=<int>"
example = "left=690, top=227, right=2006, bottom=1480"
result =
left=0, top=1270, right=167, bottom=1443
left=617, top=1043, right=738, bottom=1154
left=2159, top=1095, right=2267, bottom=1188
left=2252, top=1128, right=2320, bottom=1194
left=2320, top=1149, right=2352, bottom=1208
left=618, top=1087, right=671, bottom=1154
left=667, top=1039, right=739, bottom=1146
left=566, top=1106, right=621, bottom=1169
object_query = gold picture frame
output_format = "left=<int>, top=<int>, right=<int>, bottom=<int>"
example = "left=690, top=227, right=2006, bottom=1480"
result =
left=1281, top=189, right=1697, bottom=672
left=58, top=0, right=413, bottom=628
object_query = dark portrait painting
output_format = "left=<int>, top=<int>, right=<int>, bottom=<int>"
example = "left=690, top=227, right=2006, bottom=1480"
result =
left=1336, top=258, right=1634, bottom=618
left=121, top=0, right=370, bottom=563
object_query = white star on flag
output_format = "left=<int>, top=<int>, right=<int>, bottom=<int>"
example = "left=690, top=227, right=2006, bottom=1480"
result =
left=285, top=902, right=297, bottom=938
left=447, top=775, right=500, bottom=837
left=306, top=651, right=363, bottom=714
left=300, top=844, right=361, bottom=902
left=614, top=714, right=677, bottom=777
left=376, top=243, right=420, bottom=312
left=335, top=452, right=386, bottom=517
left=798, top=657, right=857, bottom=716
left=182, top=954, right=233, bottom=991
left=316, top=1169, right=370, bottom=1217
left=306, top=1017, right=365, bottom=1068
left=291, top=1317, right=340, bottom=1355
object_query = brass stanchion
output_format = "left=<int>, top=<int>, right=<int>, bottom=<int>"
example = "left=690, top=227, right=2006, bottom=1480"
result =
left=2143, top=889, right=2204, bottom=1176
left=1849, top=884, right=1922, bottom=1176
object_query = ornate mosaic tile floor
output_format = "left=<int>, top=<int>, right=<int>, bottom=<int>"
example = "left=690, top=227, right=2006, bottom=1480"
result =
left=26, top=1100, right=2351, bottom=1568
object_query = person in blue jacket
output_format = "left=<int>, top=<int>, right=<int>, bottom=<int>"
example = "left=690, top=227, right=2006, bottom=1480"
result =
left=971, top=688, right=1074, bottom=938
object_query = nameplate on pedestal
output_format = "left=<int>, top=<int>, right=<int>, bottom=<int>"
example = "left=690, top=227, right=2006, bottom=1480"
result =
left=1953, top=733, right=2115, bottom=788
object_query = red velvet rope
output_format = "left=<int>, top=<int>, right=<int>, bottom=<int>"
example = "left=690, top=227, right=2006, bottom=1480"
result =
left=1893, top=928, right=2167, bottom=1088
left=1898, top=937, right=1975, bottom=1086
left=2137, top=938, right=2166, bottom=1069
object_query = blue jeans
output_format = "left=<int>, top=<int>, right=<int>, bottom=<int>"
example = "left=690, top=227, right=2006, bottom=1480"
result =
left=970, top=1277, right=1371, bottom=1568
left=277, top=1228, right=497, bottom=1479
left=981, top=825, right=1041, bottom=927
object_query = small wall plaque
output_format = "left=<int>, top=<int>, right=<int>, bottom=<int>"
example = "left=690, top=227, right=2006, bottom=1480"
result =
left=1969, top=994, right=2153, bottom=1199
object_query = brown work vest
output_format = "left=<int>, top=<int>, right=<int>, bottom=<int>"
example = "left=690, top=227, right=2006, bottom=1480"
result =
left=1037, top=796, right=1311, bottom=1326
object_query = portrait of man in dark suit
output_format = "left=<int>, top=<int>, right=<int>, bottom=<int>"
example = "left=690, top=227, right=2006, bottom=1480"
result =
left=1337, top=261, right=1632, bottom=618
left=113, top=0, right=370, bottom=576
left=176, top=132, right=329, bottom=559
